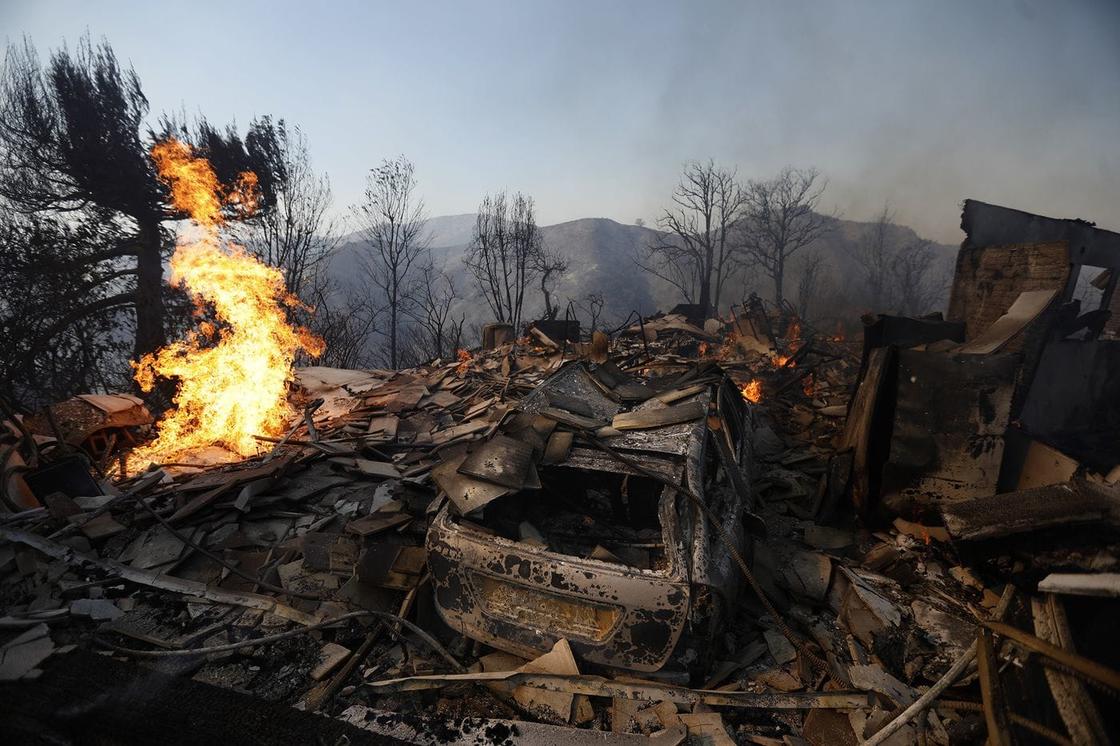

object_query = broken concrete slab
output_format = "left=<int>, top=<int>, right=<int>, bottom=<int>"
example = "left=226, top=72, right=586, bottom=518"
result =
left=69, top=598, right=123, bottom=621
left=780, top=551, right=832, bottom=603
left=0, top=623, right=55, bottom=681
left=762, top=629, right=797, bottom=666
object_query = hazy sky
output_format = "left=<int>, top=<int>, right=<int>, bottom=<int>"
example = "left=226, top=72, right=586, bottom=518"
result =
left=4, top=0, right=1118, bottom=242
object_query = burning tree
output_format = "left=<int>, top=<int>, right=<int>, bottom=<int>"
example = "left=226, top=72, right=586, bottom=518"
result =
left=236, top=122, right=341, bottom=300
left=233, top=122, right=381, bottom=370
left=0, top=35, right=284, bottom=378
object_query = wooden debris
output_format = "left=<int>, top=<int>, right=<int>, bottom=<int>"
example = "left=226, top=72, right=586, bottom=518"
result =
left=0, top=623, right=55, bottom=681
left=611, top=400, right=705, bottom=431
left=363, top=670, right=871, bottom=710
left=976, top=629, right=1012, bottom=746
left=310, top=642, right=351, bottom=681
left=1037, top=572, right=1120, bottom=598
left=0, top=527, right=318, bottom=625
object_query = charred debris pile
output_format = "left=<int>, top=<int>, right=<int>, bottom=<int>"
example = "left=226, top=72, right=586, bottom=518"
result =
left=2, top=200, right=1120, bottom=745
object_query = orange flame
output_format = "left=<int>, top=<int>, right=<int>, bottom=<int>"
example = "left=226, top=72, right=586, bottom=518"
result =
left=771, top=353, right=792, bottom=368
left=697, top=341, right=709, bottom=357
left=455, top=348, right=473, bottom=375
left=787, top=318, right=801, bottom=344
left=741, top=379, right=763, bottom=403
left=802, top=373, right=816, bottom=398
left=130, top=139, right=322, bottom=464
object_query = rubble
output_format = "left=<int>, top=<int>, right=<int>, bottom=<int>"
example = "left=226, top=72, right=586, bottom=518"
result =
left=2, top=200, right=1120, bottom=744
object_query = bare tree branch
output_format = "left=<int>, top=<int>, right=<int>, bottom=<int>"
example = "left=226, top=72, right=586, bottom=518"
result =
left=636, top=160, right=746, bottom=316
left=740, top=166, right=834, bottom=306
left=353, top=156, right=428, bottom=369
left=403, top=255, right=465, bottom=364
left=795, top=251, right=828, bottom=321
left=464, top=191, right=546, bottom=330
left=236, top=123, right=342, bottom=300
left=848, top=202, right=896, bottom=310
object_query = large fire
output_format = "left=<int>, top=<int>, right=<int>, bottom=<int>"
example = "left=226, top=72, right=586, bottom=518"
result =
left=130, top=139, right=323, bottom=465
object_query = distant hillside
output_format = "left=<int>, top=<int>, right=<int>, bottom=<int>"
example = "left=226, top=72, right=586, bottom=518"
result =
left=329, top=213, right=956, bottom=330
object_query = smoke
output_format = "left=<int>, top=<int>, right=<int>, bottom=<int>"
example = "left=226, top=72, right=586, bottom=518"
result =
left=628, top=0, right=1120, bottom=243
left=9, top=1, right=1118, bottom=244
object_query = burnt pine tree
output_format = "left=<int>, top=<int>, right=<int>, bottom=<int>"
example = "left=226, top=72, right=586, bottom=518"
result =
left=0, top=36, right=284, bottom=363
left=0, top=212, right=134, bottom=406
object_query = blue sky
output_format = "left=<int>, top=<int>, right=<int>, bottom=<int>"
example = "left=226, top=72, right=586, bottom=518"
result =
left=4, top=0, right=1118, bottom=242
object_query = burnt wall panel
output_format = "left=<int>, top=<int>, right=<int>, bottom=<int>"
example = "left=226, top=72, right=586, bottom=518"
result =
left=946, top=241, right=1070, bottom=347
left=1019, top=340, right=1120, bottom=472
left=1104, top=281, right=1120, bottom=337
left=882, top=350, right=1019, bottom=512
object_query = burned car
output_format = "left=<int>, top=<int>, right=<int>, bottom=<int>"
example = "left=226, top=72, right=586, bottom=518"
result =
left=426, top=362, right=756, bottom=675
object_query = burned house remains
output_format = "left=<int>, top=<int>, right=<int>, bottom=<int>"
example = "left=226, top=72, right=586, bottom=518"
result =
left=2, top=199, right=1119, bottom=745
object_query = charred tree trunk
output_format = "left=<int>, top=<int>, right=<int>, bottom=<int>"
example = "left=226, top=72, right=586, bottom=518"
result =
left=389, top=301, right=399, bottom=369
left=133, top=217, right=166, bottom=360
left=698, top=276, right=712, bottom=318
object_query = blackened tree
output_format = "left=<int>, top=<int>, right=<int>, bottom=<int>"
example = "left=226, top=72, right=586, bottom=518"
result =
left=741, top=166, right=833, bottom=306
left=353, top=156, right=429, bottom=369
left=850, top=202, right=896, bottom=310
left=638, top=160, right=747, bottom=317
left=465, top=191, right=545, bottom=331
left=0, top=212, right=132, bottom=406
left=236, top=121, right=340, bottom=299
left=891, top=238, right=944, bottom=316
left=535, top=245, right=568, bottom=321
left=0, top=35, right=283, bottom=366
left=405, top=256, right=464, bottom=364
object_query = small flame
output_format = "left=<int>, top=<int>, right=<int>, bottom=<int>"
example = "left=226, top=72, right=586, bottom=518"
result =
left=802, top=373, right=816, bottom=398
left=455, top=348, right=473, bottom=375
left=130, top=139, right=322, bottom=464
left=697, top=341, right=709, bottom=357
left=787, top=318, right=802, bottom=344
left=771, top=353, right=793, bottom=368
left=741, top=379, right=763, bottom=403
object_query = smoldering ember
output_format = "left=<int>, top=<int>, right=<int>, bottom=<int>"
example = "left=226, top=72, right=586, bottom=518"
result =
left=2, top=7, right=1120, bottom=746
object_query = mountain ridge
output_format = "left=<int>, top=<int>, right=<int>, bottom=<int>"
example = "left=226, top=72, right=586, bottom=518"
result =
left=329, top=212, right=957, bottom=326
